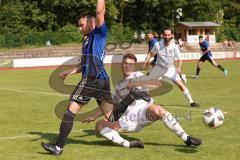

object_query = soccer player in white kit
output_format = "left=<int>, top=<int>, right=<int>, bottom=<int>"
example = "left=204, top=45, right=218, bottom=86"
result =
left=83, top=54, right=202, bottom=148
left=129, top=27, right=200, bottom=107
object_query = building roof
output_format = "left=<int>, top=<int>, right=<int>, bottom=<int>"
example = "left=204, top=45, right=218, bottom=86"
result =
left=178, top=22, right=220, bottom=27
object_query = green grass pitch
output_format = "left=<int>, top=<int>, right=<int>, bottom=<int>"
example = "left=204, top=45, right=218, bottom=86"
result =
left=0, top=60, right=239, bottom=160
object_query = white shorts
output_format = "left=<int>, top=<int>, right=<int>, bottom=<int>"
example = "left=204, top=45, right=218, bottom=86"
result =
left=118, top=100, right=153, bottom=133
left=163, top=66, right=181, bottom=82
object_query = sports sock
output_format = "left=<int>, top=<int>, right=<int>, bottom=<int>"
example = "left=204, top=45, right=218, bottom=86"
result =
left=56, top=109, right=76, bottom=148
left=217, top=64, right=225, bottom=72
left=196, top=67, right=201, bottom=76
left=162, top=112, right=188, bottom=142
left=108, top=92, right=135, bottom=122
left=100, top=127, right=130, bottom=147
left=183, top=88, right=194, bottom=104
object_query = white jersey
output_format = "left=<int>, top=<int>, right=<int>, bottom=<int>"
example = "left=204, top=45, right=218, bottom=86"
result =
left=112, top=71, right=153, bottom=133
left=151, top=39, right=181, bottom=68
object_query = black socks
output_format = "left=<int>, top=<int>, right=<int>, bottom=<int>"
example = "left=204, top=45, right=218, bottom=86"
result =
left=217, top=64, right=225, bottom=72
left=56, top=109, right=76, bottom=148
left=196, top=67, right=201, bottom=76
left=108, top=93, right=135, bottom=122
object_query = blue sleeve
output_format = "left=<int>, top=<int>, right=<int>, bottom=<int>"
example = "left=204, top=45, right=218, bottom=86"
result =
left=149, top=38, right=158, bottom=51
left=203, top=41, right=209, bottom=48
left=94, top=22, right=107, bottom=37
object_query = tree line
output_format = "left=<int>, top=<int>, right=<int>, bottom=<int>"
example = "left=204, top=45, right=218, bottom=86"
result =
left=0, top=0, right=239, bottom=48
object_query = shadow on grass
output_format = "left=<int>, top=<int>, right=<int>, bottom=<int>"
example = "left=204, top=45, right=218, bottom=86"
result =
left=29, top=130, right=197, bottom=154
left=28, top=129, right=141, bottom=155
left=28, top=130, right=115, bottom=147
left=145, top=142, right=199, bottom=153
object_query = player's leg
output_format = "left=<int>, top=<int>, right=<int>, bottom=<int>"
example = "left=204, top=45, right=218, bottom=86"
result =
left=164, top=67, right=199, bottom=107
left=174, top=80, right=200, bottom=107
left=95, top=119, right=144, bottom=148
left=97, top=78, right=150, bottom=122
left=179, top=73, right=187, bottom=84
left=130, top=65, right=168, bottom=85
left=108, top=88, right=151, bottom=122
left=207, top=54, right=227, bottom=76
left=55, top=101, right=83, bottom=147
left=41, top=101, right=84, bottom=155
left=146, top=104, right=202, bottom=146
left=98, top=100, right=113, bottom=120
left=41, top=80, right=91, bottom=155
left=193, top=55, right=205, bottom=78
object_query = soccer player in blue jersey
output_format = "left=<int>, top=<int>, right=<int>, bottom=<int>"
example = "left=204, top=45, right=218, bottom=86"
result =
left=41, top=0, right=149, bottom=155
left=142, top=31, right=158, bottom=69
left=192, top=36, right=227, bottom=78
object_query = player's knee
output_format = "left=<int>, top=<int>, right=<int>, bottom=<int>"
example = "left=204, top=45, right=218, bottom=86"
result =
left=68, top=101, right=81, bottom=114
left=95, top=120, right=105, bottom=133
left=156, top=106, right=167, bottom=119
left=151, top=106, right=166, bottom=120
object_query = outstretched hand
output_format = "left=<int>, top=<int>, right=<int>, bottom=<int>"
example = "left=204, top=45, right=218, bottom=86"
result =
left=59, top=70, right=70, bottom=79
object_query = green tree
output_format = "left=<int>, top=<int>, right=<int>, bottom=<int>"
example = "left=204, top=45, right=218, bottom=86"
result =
left=0, top=1, right=29, bottom=35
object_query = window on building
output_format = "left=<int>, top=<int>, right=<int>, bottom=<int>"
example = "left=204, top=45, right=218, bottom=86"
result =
left=189, top=29, right=197, bottom=35
left=205, top=29, right=210, bottom=34
left=205, top=29, right=214, bottom=35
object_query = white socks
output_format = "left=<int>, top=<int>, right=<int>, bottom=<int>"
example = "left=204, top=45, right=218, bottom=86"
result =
left=162, top=112, right=188, bottom=142
left=183, top=88, right=194, bottom=104
left=56, top=145, right=63, bottom=151
left=100, top=127, right=130, bottom=148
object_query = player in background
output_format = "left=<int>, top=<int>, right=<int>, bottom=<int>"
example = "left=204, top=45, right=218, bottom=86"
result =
left=83, top=54, right=202, bottom=148
left=131, top=28, right=200, bottom=107
left=192, top=36, right=228, bottom=78
left=142, top=31, right=158, bottom=70
left=143, top=31, right=187, bottom=84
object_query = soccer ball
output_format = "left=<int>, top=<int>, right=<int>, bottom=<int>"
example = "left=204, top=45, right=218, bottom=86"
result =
left=202, top=107, right=224, bottom=128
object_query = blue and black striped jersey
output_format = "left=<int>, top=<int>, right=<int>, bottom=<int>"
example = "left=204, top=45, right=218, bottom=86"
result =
left=81, top=22, right=108, bottom=80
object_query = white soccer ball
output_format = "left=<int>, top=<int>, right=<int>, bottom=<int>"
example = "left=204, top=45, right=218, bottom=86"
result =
left=202, top=107, right=224, bottom=128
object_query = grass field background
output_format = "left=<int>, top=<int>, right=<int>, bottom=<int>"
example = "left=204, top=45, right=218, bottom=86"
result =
left=0, top=60, right=239, bottom=160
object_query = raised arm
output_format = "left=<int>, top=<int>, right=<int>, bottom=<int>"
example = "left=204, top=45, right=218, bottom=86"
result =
left=96, top=0, right=105, bottom=27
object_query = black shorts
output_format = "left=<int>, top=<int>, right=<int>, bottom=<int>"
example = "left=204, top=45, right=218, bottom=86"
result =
left=70, top=77, right=112, bottom=105
left=199, top=52, right=213, bottom=63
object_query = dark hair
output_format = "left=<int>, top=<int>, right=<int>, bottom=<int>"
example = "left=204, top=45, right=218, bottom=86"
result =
left=123, top=54, right=137, bottom=62
left=146, top=30, right=154, bottom=35
left=199, top=35, right=203, bottom=39
left=163, top=27, right=173, bottom=33
left=78, top=13, right=95, bottom=21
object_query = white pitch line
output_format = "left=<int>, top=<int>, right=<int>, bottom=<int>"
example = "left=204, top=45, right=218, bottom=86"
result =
left=0, top=87, right=68, bottom=97
left=0, top=130, right=82, bottom=141
left=0, top=135, right=38, bottom=141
